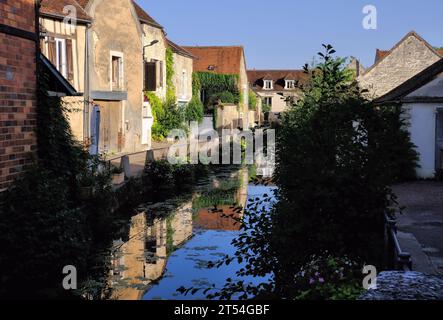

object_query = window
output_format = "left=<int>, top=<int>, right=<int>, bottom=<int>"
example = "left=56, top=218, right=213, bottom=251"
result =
left=45, top=37, right=74, bottom=83
left=285, top=80, right=296, bottom=89
left=181, top=70, right=187, bottom=98
left=263, top=97, right=272, bottom=107
left=111, top=55, right=123, bottom=90
left=264, top=80, right=273, bottom=90
left=144, top=61, right=157, bottom=92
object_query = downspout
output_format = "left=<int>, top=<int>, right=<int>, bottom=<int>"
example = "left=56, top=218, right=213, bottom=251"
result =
left=84, top=23, right=91, bottom=144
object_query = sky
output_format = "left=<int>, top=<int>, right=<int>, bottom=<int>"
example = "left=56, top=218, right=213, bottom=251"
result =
left=138, top=0, right=443, bottom=70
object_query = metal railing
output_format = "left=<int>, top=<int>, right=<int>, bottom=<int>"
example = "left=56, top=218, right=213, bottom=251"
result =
left=385, top=213, right=412, bottom=271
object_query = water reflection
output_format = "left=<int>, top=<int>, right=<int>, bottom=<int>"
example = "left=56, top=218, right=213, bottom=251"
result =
left=108, top=167, right=271, bottom=300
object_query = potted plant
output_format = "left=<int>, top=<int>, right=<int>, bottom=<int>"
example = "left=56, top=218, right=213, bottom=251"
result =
left=111, top=165, right=125, bottom=185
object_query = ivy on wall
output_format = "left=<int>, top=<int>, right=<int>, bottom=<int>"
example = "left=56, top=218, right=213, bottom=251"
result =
left=193, top=72, right=240, bottom=109
left=166, top=47, right=176, bottom=103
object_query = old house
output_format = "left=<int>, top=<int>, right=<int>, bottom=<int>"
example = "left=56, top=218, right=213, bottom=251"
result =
left=181, top=46, right=250, bottom=129
left=247, top=70, right=306, bottom=122
left=0, top=0, right=38, bottom=190
left=40, top=0, right=171, bottom=154
left=166, top=39, right=195, bottom=107
left=359, top=31, right=443, bottom=99
left=39, top=0, right=90, bottom=142
left=375, top=58, right=443, bottom=179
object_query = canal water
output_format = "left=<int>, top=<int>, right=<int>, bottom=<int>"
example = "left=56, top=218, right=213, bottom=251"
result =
left=107, top=166, right=275, bottom=300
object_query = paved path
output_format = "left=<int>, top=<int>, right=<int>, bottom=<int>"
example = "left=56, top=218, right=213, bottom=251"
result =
left=393, top=181, right=443, bottom=275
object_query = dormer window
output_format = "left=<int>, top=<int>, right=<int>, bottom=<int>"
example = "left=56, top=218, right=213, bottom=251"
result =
left=264, top=80, right=273, bottom=90
left=285, top=80, right=296, bottom=89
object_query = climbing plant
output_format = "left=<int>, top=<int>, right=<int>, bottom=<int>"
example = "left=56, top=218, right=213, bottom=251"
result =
left=166, top=47, right=176, bottom=103
left=194, top=72, right=240, bottom=109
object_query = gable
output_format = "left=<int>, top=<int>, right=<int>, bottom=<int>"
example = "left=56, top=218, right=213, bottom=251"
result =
left=359, top=32, right=442, bottom=98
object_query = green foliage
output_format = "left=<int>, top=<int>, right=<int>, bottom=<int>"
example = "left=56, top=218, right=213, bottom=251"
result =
left=0, top=66, right=115, bottom=299
left=293, top=254, right=363, bottom=300
left=208, top=90, right=237, bottom=106
left=188, top=45, right=418, bottom=300
left=194, top=72, right=240, bottom=108
left=147, top=92, right=185, bottom=141
left=185, top=96, right=204, bottom=124
left=166, top=47, right=176, bottom=103
left=262, top=103, right=271, bottom=113
left=248, top=90, right=258, bottom=110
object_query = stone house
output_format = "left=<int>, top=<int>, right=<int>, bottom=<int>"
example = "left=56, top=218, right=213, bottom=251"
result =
left=166, top=39, right=195, bottom=107
left=359, top=31, right=443, bottom=99
left=247, top=70, right=307, bottom=122
left=375, top=58, right=443, bottom=179
left=181, top=46, right=250, bottom=129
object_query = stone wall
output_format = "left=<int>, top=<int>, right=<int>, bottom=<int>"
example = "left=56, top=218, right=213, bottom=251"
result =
left=0, top=0, right=37, bottom=190
left=358, top=34, right=441, bottom=99
left=172, top=53, right=193, bottom=104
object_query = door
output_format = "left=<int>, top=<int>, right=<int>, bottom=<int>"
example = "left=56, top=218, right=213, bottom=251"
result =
left=97, top=101, right=123, bottom=154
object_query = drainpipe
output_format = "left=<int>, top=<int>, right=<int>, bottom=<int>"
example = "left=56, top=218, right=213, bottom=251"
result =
left=84, top=23, right=91, bottom=143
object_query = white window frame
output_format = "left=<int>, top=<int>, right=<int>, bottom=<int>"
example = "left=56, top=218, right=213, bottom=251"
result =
left=264, top=80, right=273, bottom=90
left=110, top=51, right=124, bottom=91
left=55, top=38, right=67, bottom=78
left=285, top=80, right=296, bottom=89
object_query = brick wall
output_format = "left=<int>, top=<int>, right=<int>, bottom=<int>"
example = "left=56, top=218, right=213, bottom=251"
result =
left=0, top=0, right=37, bottom=190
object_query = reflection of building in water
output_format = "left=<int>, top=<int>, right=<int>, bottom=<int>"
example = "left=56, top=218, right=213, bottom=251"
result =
left=196, top=167, right=249, bottom=231
left=110, top=212, right=167, bottom=300
left=109, top=199, right=194, bottom=300
left=171, top=201, right=194, bottom=246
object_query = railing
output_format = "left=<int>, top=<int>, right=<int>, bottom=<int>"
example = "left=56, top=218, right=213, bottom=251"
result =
left=385, top=213, right=412, bottom=271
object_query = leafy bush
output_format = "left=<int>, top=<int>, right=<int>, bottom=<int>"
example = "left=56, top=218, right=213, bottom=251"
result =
left=148, top=92, right=186, bottom=141
left=209, top=91, right=237, bottom=106
left=294, top=254, right=363, bottom=300
left=248, top=89, right=258, bottom=110
left=185, top=96, right=204, bottom=124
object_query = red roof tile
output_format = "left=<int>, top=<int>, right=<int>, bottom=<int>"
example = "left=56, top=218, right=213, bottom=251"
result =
left=40, top=0, right=92, bottom=22
left=181, top=46, right=245, bottom=75
left=247, top=70, right=308, bottom=91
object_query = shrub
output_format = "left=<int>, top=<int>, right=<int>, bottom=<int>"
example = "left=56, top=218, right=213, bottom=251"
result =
left=209, top=91, right=236, bottom=106
left=185, top=96, right=204, bottom=124
left=248, top=89, right=258, bottom=110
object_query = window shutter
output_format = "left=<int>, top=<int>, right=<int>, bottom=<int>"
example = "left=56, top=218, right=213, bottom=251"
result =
left=47, top=37, right=56, bottom=66
left=144, top=61, right=157, bottom=91
left=66, top=39, right=74, bottom=82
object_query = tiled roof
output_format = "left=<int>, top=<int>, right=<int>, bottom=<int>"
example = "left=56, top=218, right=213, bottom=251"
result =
left=40, top=0, right=163, bottom=29
left=166, top=39, right=196, bottom=59
left=40, top=0, right=92, bottom=22
left=181, top=46, right=245, bottom=75
left=247, top=70, right=308, bottom=91
left=131, top=0, right=163, bottom=29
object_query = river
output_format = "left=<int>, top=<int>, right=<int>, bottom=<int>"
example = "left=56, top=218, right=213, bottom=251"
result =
left=107, top=166, right=275, bottom=300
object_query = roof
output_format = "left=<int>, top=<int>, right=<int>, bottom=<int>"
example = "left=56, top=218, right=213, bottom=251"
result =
left=375, top=58, right=443, bottom=104
left=181, top=46, right=245, bottom=75
left=39, top=54, right=80, bottom=96
left=369, top=31, right=442, bottom=68
left=247, top=70, right=308, bottom=91
left=166, top=39, right=196, bottom=59
left=40, top=0, right=92, bottom=22
left=131, top=0, right=163, bottom=29
left=40, top=0, right=163, bottom=29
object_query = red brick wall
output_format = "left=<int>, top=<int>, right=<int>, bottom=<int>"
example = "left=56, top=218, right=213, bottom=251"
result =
left=0, top=0, right=37, bottom=190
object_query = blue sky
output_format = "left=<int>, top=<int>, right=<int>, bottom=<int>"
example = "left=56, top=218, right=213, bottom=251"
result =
left=138, top=0, right=443, bottom=70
